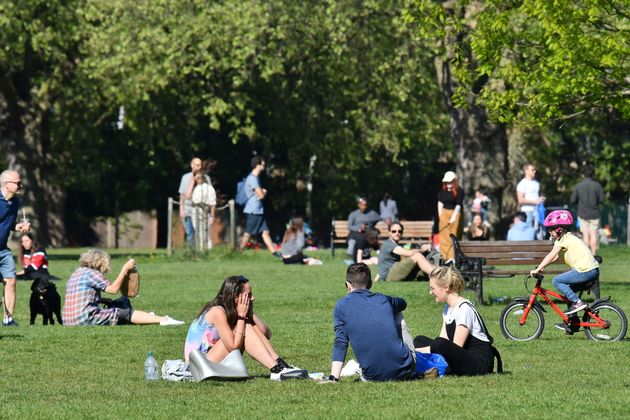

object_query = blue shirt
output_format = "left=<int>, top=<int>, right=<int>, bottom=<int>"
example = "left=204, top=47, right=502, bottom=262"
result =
left=243, top=173, right=263, bottom=214
left=332, top=289, right=414, bottom=381
left=507, top=222, right=536, bottom=241
left=0, top=192, right=18, bottom=250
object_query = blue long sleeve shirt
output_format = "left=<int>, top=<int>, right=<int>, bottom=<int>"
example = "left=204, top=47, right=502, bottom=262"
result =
left=332, top=289, right=415, bottom=381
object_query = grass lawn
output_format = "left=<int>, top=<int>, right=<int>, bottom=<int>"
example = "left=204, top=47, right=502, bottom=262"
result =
left=2, top=245, right=629, bottom=419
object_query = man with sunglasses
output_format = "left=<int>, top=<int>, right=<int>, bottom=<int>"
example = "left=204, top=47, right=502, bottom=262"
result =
left=377, top=222, right=434, bottom=281
left=0, top=170, right=31, bottom=326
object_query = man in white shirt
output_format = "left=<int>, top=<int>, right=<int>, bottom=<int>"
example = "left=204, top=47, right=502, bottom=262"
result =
left=516, top=163, right=545, bottom=237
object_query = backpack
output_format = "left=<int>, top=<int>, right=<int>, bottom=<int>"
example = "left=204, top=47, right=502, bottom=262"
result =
left=235, top=177, right=249, bottom=206
left=460, top=301, right=503, bottom=373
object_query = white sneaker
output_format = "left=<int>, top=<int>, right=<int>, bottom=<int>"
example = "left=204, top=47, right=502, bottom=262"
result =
left=270, top=367, right=309, bottom=381
left=340, top=359, right=361, bottom=377
left=160, top=316, right=185, bottom=326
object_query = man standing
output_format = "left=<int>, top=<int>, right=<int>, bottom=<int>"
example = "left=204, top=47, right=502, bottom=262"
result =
left=571, top=165, right=604, bottom=255
left=377, top=222, right=434, bottom=281
left=1, top=170, right=31, bottom=326
left=507, top=212, right=536, bottom=241
left=346, top=197, right=381, bottom=257
left=516, top=163, right=545, bottom=238
left=178, top=156, right=211, bottom=249
left=325, top=263, right=421, bottom=382
left=239, top=156, right=279, bottom=256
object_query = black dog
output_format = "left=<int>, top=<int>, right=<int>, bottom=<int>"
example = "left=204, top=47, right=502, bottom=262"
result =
left=30, top=273, right=63, bottom=325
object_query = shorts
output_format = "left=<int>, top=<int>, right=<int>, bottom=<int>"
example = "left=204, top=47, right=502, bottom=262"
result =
left=244, top=213, right=269, bottom=235
left=105, top=296, right=134, bottom=325
left=386, top=258, right=420, bottom=282
left=0, top=248, right=17, bottom=280
left=578, top=217, right=599, bottom=233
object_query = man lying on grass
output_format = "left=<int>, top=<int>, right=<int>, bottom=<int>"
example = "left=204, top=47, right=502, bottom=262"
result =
left=323, top=263, right=436, bottom=382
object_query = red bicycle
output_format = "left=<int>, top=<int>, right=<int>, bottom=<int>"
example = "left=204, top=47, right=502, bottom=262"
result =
left=499, top=273, right=627, bottom=342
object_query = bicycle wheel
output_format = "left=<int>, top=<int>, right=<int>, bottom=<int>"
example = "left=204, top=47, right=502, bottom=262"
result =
left=500, top=301, right=545, bottom=341
left=584, top=302, right=628, bottom=342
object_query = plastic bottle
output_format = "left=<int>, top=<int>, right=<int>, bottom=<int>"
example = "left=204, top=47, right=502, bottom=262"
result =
left=144, top=351, right=159, bottom=382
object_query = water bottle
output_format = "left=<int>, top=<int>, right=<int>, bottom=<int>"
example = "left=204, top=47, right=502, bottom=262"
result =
left=144, top=351, right=159, bottom=382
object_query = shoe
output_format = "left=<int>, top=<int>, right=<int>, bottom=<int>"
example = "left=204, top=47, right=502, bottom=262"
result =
left=2, top=319, right=18, bottom=327
left=564, top=302, right=587, bottom=315
left=340, top=359, right=361, bottom=377
left=554, top=322, right=566, bottom=331
left=272, top=251, right=282, bottom=258
left=270, top=367, right=309, bottom=381
left=160, top=316, right=185, bottom=326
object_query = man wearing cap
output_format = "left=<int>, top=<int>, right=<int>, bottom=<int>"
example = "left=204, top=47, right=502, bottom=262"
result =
left=346, top=197, right=382, bottom=258
left=0, top=169, right=31, bottom=326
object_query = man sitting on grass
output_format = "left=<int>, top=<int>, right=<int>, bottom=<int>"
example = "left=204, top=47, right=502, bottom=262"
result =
left=323, top=263, right=435, bottom=382
left=377, top=222, right=434, bottom=281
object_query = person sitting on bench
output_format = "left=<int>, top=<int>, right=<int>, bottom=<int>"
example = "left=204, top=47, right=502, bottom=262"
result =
left=377, top=222, right=434, bottom=281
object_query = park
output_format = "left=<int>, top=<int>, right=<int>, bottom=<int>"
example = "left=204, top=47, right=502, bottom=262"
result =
left=1, top=0, right=629, bottom=418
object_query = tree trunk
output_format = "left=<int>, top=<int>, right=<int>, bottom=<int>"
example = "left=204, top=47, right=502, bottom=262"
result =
left=0, top=73, right=66, bottom=247
left=434, top=59, right=509, bottom=225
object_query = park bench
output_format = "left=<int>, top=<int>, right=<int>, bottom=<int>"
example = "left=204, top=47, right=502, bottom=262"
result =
left=450, top=234, right=600, bottom=304
left=330, top=219, right=433, bottom=257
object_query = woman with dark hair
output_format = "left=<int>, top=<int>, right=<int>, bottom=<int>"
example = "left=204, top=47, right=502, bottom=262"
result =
left=280, top=216, right=322, bottom=265
left=438, top=171, right=464, bottom=263
left=184, top=276, right=307, bottom=381
left=466, top=214, right=489, bottom=241
left=16, top=233, right=51, bottom=280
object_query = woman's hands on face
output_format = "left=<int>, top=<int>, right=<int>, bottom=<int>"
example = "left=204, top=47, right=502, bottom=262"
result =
left=237, top=292, right=250, bottom=318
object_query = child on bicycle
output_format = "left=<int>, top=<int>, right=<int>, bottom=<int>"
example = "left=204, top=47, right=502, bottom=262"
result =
left=530, top=210, right=599, bottom=315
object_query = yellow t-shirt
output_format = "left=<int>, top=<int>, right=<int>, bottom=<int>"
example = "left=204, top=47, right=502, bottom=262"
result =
left=555, top=232, right=599, bottom=272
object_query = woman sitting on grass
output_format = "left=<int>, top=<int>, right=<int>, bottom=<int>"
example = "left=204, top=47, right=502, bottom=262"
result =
left=62, top=249, right=183, bottom=326
left=414, top=266, right=500, bottom=376
left=184, top=275, right=307, bottom=381
left=280, top=216, right=322, bottom=265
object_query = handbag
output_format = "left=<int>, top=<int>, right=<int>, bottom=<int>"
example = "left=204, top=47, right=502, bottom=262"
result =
left=120, top=269, right=140, bottom=298
left=414, top=352, right=449, bottom=377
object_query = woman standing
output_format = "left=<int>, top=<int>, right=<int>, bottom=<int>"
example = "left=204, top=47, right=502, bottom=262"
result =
left=437, top=171, right=464, bottom=263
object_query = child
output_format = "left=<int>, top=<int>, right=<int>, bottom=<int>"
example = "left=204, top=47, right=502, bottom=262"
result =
left=530, top=210, right=599, bottom=315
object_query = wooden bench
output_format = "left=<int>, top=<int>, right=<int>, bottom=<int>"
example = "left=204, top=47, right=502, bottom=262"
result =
left=330, top=219, right=434, bottom=257
left=450, top=234, right=600, bottom=304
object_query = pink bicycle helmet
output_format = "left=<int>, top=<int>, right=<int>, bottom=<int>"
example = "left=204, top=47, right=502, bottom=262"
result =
left=543, top=210, right=573, bottom=227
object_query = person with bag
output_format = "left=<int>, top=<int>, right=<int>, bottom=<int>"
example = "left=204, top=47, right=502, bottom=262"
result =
left=62, top=249, right=183, bottom=326
left=184, top=275, right=307, bottom=381
left=414, top=266, right=502, bottom=376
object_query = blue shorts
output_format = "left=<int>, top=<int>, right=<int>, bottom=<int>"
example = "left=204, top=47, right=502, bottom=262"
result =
left=0, top=248, right=16, bottom=280
left=244, top=214, right=269, bottom=235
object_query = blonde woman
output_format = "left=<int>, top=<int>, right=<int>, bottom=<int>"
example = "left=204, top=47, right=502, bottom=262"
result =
left=62, top=249, right=183, bottom=326
left=414, top=266, right=500, bottom=375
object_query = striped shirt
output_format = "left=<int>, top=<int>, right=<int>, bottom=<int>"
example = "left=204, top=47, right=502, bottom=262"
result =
left=63, top=267, right=119, bottom=326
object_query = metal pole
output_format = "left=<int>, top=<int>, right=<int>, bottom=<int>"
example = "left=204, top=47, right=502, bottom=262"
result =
left=167, top=197, right=173, bottom=256
left=229, top=199, right=236, bottom=249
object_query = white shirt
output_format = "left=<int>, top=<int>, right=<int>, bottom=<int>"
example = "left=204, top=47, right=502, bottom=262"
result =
left=516, top=178, right=540, bottom=213
left=442, top=299, right=490, bottom=343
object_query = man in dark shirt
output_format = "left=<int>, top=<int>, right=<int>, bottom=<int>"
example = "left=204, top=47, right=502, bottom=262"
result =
left=326, top=263, right=417, bottom=382
left=570, top=165, right=604, bottom=255
left=1, top=170, right=31, bottom=326
left=346, top=197, right=381, bottom=257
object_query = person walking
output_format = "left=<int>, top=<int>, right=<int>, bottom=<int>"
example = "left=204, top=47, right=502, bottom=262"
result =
left=570, top=165, right=604, bottom=255
left=0, top=170, right=31, bottom=326
left=239, top=156, right=279, bottom=256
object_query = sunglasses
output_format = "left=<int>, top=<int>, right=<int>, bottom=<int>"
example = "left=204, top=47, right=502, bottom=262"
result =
left=6, top=180, right=22, bottom=187
left=390, top=229, right=403, bottom=234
